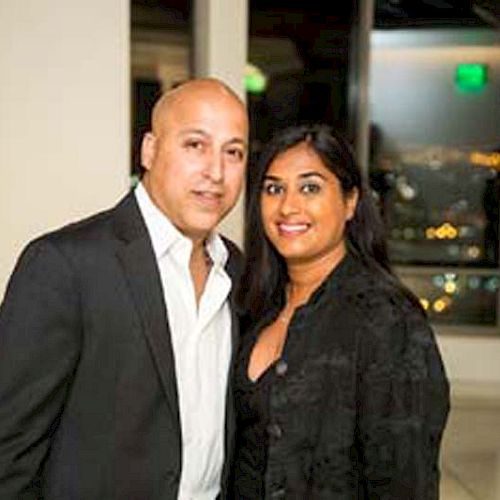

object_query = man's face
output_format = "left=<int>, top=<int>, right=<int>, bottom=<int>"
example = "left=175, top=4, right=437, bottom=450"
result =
left=141, top=86, right=248, bottom=242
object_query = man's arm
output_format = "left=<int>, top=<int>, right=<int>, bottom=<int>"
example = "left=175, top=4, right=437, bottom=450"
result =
left=0, top=238, right=81, bottom=499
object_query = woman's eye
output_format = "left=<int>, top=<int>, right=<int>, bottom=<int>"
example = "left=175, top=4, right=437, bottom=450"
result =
left=262, top=183, right=283, bottom=195
left=300, top=182, right=321, bottom=194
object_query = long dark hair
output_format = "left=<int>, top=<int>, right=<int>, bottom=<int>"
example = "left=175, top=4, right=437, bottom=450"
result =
left=237, top=123, right=417, bottom=319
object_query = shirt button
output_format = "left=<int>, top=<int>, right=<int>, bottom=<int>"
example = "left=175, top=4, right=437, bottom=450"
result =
left=275, top=359, right=288, bottom=376
left=271, top=488, right=286, bottom=498
left=267, top=423, right=283, bottom=439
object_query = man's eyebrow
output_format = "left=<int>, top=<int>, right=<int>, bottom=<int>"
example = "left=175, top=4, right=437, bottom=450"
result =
left=178, top=128, right=209, bottom=137
left=225, top=138, right=247, bottom=147
left=178, top=129, right=247, bottom=147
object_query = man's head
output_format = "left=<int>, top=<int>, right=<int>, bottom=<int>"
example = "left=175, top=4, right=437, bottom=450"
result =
left=141, top=78, right=249, bottom=243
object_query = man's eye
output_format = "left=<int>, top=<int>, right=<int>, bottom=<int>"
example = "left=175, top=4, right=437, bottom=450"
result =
left=225, top=148, right=244, bottom=161
left=300, top=182, right=321, bottom=194
left=185, top=140, right=204, bottom=150
left=262, top=183, right=283, bottom=195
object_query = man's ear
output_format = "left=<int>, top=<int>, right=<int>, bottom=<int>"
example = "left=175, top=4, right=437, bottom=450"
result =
left=140, top=132, right=157, bottom=171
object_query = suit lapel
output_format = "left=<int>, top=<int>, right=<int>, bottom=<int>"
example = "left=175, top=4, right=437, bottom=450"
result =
left=220, top=241, right=243, bottom=495
left=112, top=193, right=180, bottom=428
left=224, top=239, right=242, bottom=356
left=110, top=197, right=243, bottom=489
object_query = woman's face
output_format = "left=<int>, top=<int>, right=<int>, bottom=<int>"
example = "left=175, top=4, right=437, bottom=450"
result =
left=260, top=142, right=358, bottom=267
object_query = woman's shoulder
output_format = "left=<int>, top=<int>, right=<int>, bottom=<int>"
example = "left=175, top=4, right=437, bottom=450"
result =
left=341, top=259, right=440, bottom=364
left=337, top=257, right=429, bottom=337
left=340, top=257, right=414, bottom=307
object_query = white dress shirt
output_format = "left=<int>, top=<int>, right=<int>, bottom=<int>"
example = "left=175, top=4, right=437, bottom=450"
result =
left=135, top=183, right=232, bottom=500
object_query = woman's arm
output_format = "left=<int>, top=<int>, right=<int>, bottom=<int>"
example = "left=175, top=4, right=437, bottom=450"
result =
left=357, top=303, right=450, bottom=499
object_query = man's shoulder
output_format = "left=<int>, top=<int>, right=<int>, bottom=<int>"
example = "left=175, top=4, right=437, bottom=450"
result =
left=27, top=191, right=140, bottom=256
left=3, top=192, right=145, bottom=300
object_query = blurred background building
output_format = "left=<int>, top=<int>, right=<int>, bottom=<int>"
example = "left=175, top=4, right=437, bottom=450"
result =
left=1, top=0, right=500, bottom=497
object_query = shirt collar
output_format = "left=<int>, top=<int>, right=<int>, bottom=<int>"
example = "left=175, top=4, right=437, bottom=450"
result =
left=134, top=182, right=228, bottom=268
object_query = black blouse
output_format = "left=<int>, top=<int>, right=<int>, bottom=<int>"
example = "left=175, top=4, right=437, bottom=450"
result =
left=232, top=253, right=450, bottom=499
left=233, top=332, right=276, bottom=499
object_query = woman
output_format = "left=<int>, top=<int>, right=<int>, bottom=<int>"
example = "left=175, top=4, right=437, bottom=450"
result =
left=233, top=124, right=450, bottom=499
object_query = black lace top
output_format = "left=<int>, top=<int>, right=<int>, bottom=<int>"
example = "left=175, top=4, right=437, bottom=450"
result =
left=232, top=333, right=278, bottom=499
left=231, top=253, right=450, bottom=500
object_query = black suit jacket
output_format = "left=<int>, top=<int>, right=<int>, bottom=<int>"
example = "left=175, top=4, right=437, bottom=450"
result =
left=0, top=192, right=242, bottom=499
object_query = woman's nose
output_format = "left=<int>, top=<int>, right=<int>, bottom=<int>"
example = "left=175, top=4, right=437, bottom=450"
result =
left=279, top=189, right=300, bottom=215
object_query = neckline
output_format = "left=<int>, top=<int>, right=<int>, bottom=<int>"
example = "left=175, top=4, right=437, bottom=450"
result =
left=246, top=356, right=280, bottom=385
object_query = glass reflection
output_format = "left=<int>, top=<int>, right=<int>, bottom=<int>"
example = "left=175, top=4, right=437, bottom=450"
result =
left=371, top=144, right=500, bottom=267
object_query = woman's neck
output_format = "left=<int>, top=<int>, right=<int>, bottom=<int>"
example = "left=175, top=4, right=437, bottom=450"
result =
left=286, top=247, right=346, bottom=306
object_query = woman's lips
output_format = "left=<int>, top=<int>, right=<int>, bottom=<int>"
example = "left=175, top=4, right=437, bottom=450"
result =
left=277, top=222, right=310, bottom=235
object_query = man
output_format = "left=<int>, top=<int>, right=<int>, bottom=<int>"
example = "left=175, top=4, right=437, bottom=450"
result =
left=0, top=78, right=248, bottom=499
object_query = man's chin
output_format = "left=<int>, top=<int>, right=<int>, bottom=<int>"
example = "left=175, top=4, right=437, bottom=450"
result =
left=180, top=219, right=221, bottom=242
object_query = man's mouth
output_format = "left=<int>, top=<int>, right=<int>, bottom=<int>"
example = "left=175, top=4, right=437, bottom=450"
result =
left=193, top=190, right=223, bottom=206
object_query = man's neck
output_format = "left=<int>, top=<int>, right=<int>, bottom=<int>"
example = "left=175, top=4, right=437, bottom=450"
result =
left=189, top=239, right=212, bottom=306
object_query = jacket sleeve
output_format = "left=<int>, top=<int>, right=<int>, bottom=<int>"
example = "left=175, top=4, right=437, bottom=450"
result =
left=357, top=304, right=450, bottom=500
left=0, top=238, right=81, bottom=499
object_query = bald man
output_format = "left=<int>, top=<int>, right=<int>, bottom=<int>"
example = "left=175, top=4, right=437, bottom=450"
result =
left=0, top=78, right=249, bottom=500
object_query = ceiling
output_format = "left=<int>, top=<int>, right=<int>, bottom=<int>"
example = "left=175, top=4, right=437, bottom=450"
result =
left=131, top=0, right=500, bottom=30
left=375, top=0, right=500, bottom=28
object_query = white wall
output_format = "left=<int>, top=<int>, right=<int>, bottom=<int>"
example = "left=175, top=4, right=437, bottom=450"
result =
left=0, top=0, right=130, bottom=297
left=438, top=335, right=500, bottom=386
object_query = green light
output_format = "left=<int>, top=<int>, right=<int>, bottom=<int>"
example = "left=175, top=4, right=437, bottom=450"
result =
left=455, top=63, right=488, bottom=93
left=245, top=73, right=267, bottom=94
left=130, top=174, right=140, bottom=188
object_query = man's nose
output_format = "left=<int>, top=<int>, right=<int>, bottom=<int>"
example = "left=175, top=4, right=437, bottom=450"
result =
left=204, top=152, right=224, bottom=183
